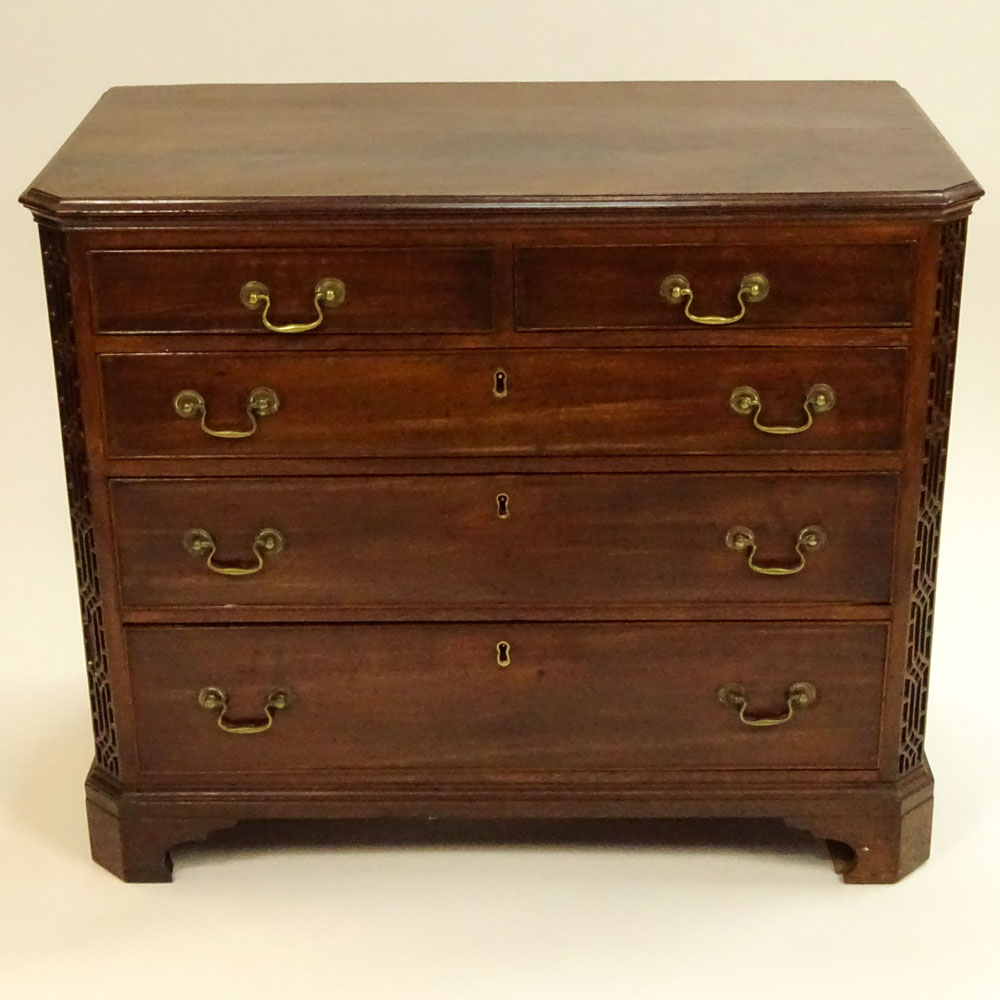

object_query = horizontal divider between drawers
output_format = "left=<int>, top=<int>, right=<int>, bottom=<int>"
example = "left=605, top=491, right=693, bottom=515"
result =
left=119, top=605, right=893, bottom=625
left=91, top=329, right=913, bottom=350
left=100, top=456, right=905, bottom=476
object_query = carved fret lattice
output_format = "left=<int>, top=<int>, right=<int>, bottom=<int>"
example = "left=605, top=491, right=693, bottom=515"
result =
left=899, top=218, right=968, bottom=775
left=39, top=226, right=119, bottom=777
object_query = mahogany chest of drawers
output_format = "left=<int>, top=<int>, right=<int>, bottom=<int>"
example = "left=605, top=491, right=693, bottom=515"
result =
left=21, top=81, right=982, bottom=882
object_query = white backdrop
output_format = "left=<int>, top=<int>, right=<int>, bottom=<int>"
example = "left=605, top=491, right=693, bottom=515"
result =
left=2, top=2, right=998, bottom=998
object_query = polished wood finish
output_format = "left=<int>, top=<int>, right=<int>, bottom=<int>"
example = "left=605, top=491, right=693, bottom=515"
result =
left=515, top=242, right=915, bottom=329
left=100, top=348, right=907, bottom=459
left=110, top=474, right=897, bottom=611
left=20, top=82, right=981, bottom=218
left=21, top=82, right=982, bottom=883
left=90, top=248, right=495, bottom=334
left=127, top=624, right=886, bottom=776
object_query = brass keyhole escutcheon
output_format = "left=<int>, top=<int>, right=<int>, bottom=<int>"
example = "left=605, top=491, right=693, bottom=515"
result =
left=493, top=369, right=509, bottom=398
left=496, top=493, right=510, bottom=519
left=496, top=641, right=512, bottom=667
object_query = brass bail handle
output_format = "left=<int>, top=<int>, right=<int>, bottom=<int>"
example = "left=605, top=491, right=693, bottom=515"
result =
left=198, top=687, right=289, bottom=735
left=183, top=527, right=285, bottom=577
left=730, top=384, right=835, bottom=436
left=660, top=272, right=769, bottom=325
left=717, top=682, right=818, bottom=727
left=725, top=525, right=826, bottom=577
left=240, top=277, right=346, bottom=333
left=173, top=386, right=279, bottom=439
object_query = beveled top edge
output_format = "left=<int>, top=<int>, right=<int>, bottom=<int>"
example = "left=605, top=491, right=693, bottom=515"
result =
left=20, top=81, right=984, bottom=222
left=20, top=183, right=985, bottom=226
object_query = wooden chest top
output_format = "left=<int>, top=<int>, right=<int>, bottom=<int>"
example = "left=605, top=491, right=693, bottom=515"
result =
left=20, top=81, right=981, bottom=218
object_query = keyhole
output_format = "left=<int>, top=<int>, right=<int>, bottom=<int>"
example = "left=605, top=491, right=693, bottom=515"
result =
left=496, top=641, right=511, bottom=667
left=496, top=493, right=510, bottom=519
left=493, top=369, right=508, bottom=398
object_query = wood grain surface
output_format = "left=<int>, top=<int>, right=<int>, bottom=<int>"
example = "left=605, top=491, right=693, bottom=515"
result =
left=126, top=622, right=887, bottom=775
left=100, top=347, right=907, bottom=459
left=21, top=82, right=981, bottom=218
left=109, top=473, right=898, bottom=612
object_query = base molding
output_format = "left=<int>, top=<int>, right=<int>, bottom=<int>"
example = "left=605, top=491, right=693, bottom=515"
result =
left=85, top=763, right=934, bottom=884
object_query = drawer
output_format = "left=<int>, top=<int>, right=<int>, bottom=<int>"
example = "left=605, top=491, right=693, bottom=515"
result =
left=100, top=347, right=907, bottom=459
left=127, top=622, right=886, bottom=775
left=88, top=247, right=495, bottom=334
left=515, top=243, right=915, bottom=330
left=110, top=474, right=897, bottom=612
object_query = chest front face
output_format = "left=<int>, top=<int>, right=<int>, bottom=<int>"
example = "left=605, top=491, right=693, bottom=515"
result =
left=22, top=81, right=981, bottom=883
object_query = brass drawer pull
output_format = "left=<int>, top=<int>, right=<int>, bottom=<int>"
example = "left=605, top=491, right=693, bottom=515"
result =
left=240, top=277, right=346, bottom=333
left=660, top=272, right=769, bottom=325
left=198, top=686, right=288, bottom=735
left=730, top=383, right=835, bottom=435
left=183, top=527, right=284, bottom=576
left=173, top=386, right=279, bottom=439
left=725, top=525, right=825, bottom=576
left=718, top=681, right=817, bottom=727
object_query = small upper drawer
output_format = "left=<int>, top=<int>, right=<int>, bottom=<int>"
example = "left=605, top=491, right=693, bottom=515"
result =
left=88, top=248, right=495, bottom=335
left=515, top=242, right=915, bottom=330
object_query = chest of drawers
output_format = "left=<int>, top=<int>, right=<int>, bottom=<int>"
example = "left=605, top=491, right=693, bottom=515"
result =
left=20, top=81, right=982, bottom=882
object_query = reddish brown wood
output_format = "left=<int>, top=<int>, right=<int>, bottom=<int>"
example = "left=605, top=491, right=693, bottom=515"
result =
left=785, top=765, right=935, bottom=883
left=20, top=82, right=981, bottom=220
left=100, top=347, right=907, bottom=459
left=22, top=82, right=982, bottom=882
left=897, top=220, right=968, bottom=775
left=126, top=623, right=886, bottom=776
left=84, top=762, right=933, bottom=884
left=516, top=242, right=915, bottom=329
left=109, top=473, right=898, bottom=612
left=38, top=227, right=120, bottom=777
left=90, top=247, right=494, bottom=334
left=86, top=769, right=236, bottom=882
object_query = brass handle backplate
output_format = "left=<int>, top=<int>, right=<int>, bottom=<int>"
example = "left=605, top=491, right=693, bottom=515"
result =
left=660, top=272, right=769, bottom=325
left=240, top=277, right=346, bottom=333
left=198, top=686, right=288, bottom=734
left=183, top=527, right=285, bottom=576
left=725, top=525, right=826, bottom=576
left=718, top=681, right=817, bottom=727
left=173, top=386, right=279, bottom=439
left=730, top=383, right=835, bottom=435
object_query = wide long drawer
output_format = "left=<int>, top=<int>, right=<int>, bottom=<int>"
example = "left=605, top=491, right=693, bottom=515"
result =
left=126, top=622, right=887, bottom=775
left=100, top=348, right=907, bottom=459
left=110, top=473, right=897, bottom=612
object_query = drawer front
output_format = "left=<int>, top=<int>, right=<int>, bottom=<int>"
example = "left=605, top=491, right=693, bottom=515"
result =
left=110, top=474, right=897, bottom=611
left=101, top=347, right=906, bottom=459
left=89, top=248, right=495, bottom=334
left=515, top=243, right=915, bottom=330
left=127, top=622, right=886, bottom=775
